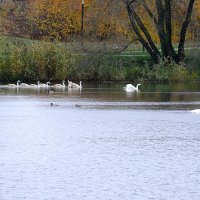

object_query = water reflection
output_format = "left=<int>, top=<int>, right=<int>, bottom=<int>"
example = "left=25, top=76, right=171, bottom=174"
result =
left=125, top=90, right=141, bottom=99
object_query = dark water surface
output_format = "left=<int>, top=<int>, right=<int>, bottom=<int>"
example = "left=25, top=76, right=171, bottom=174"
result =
left=0, top=82, right=200, bottom=200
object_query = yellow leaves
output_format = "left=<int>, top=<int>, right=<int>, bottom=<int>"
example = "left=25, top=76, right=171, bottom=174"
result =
left=85, top=0, right=130, bottom=41
left=1, top=0, right=199, bottom=43
left=28, top=0, right=81, bottom=40
left=96, top=19, right=128, bottom=40
left=194, top=0, right=200, bottom=19
left=0, top=0, right=16, bottom=36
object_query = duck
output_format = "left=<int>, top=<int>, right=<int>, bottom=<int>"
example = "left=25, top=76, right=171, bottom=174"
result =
left=53, top=80, right=65, bottom=88
left=6, top=80, right=21, bottom=88
left=50, top=103, right=59, bottom=107
left=123, top=83, right=141, bottom=92
left=48, top=89, right=55, bottom=94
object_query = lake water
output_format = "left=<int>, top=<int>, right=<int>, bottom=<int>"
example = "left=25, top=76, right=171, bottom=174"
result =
left=0, top=82, right=200, bottom=200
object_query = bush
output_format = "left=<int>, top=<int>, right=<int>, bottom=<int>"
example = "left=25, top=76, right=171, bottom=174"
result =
left=0, top=37, right=200, bottom=83
left=0, top=37, right=73, bottom=82
left=185, top=49, right=200, bottom=69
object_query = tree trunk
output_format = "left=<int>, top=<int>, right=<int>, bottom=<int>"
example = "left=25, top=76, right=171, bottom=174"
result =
left=178, top=0, right=195, bottom=61
left=125, top=0, right=160, bottom=63
left=124, top=0, right=196, bottom=64
left=164, top=0, right=178, bottom=61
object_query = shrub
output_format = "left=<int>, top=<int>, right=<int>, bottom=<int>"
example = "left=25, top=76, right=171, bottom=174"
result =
left=0, top=37, right=200, bottom=83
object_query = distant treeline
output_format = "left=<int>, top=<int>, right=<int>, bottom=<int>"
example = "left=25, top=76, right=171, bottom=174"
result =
left=0, top=37, right=200, bottom=83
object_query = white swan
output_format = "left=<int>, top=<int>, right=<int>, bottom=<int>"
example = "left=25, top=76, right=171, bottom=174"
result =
left=39, top=81, right=50, bottom=87
left=69, top=81, right=82, bottom=89
left=29, top=81, right=40, bottom=88
left=6, top=80, right=21, bottom=88
left=68, top=80, right=73, bottom=88
left=190, top=109, right=200, bottom=114
left=53, top=80, right=65, bottom=88
left=20, top=82, right=30, bottom=87
left=124, top=83, right=141, bottom=92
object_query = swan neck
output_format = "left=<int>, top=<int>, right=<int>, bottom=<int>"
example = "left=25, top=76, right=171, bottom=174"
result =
left=136, top=84, right=140, bottom=90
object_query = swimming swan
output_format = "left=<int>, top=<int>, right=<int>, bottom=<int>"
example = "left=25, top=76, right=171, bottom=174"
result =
left=39, top=81, right=50, bottom=87
left=20, top=82, right=30, bottom=87
left=190, top=109, right=200, bottom=114
left=72, top=81, right=82, bottom=89
left=53, top=80, right=65, bottom=88
left=69, top=81, right=82, bottom=89
left=68, top=80, right=73, bottom=88
left=29, top=81, right=40, bottom=88
left=124, top=83, right=141, bottom=92
left=7, top=80, right=21, bottom=87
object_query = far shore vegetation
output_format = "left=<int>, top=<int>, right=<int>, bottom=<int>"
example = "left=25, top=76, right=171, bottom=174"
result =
left=0, top=37, right=200, bottom=83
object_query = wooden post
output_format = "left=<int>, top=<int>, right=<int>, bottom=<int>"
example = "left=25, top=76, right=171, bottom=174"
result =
left=81, top=0, right=84, bottom=45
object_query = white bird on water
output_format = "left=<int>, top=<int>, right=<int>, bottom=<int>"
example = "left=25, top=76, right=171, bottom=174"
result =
left=53, top=80, right=66, bottom=88
left=190, top=109, right=200, bottom=114
left=29, top=81, right=40, bottom=88
left=68, top=80, right=73, bottom=88
left=20, top=82, right=30, bottom=87
left=68, top=80, right=82, bottom=89
left=123, top=83, right=141, bottom=92
left=39, top=81, right=50, bottom=87
left=6, top=80, right=21, bottom=88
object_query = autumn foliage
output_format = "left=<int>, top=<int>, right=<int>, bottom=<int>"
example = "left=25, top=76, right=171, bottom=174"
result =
left=0, top=0, right=199, bottom=43
left=28, top=0, right=81, bottom=40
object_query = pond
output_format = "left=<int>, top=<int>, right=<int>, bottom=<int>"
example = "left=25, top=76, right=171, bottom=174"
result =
left=0, top=82, right=200, bottom=200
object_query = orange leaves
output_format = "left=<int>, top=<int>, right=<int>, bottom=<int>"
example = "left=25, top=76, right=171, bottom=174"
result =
left=1, top=0, right=199, bottom=43
left=85, top=0, right=130, bottom=41
left=28, top=0, right=82, bottom=40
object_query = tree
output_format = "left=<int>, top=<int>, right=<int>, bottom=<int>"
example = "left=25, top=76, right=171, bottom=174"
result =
left=27, top=0, right=81, bottom=41
left=124, top=0, right=196, bottom=63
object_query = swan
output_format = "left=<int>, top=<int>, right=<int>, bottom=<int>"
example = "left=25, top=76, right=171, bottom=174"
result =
left=68, top=80, right=73, bottom=88
left=53, top=80, right=65, bottom=88
left=39, top=81, right=50, bottom=87
left=70, top=81, right=82, bottom=89
left=124, top=83, right=141, bottom=92
left=190, top=109, right=200, bottom=114
left=29, top=81, right=40, bottom=88
left=20, top=82, right=30, bottom=87
left=6, top=80, right=21, bottom=87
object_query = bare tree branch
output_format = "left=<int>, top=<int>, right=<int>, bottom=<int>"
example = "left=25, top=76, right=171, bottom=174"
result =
left=130, top=3, right=160, bottom=56
left=141, top=0, right=158, bottom=25
left=125, top=0, right=160, bottom=62
left=178, top=0, right=195, bottom=60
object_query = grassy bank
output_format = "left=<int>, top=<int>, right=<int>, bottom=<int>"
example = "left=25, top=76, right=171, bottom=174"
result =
left=0, top=37, right=200, bottom=83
